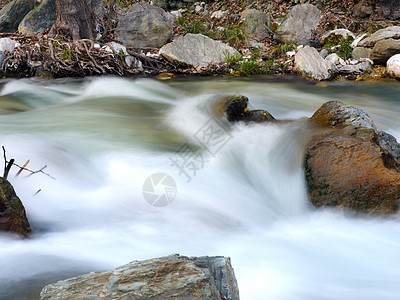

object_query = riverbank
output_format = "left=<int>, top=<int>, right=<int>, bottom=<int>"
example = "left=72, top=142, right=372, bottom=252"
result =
left=0, top=0, right=398, bottom=81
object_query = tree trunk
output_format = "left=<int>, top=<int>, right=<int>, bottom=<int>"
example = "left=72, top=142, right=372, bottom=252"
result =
left=49, top=0, right=95, bottom=40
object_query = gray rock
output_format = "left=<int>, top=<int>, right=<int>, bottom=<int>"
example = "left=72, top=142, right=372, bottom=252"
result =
left=319, top=49, right=329, bottom=58
left=18, top=0, right=103, bottom=36
left=0, top=0, right=36, bottom=33
left=352, top=47, right=372, bottom=59
left=353, top=0, right=400, bottom=20
left=0, top=37, right=19, bottom=52
left=160, top=33, right=240, bottom=68
left=0, top=50, right=5, bottom=67
left=18, top=0, right=55, bottom=36
left=295, top=46, right=338, bottom=80
left=370, top=38, right=400, bottom=65
left=359, top=26, right=400, bottom=47
left=338, top=61, right=373, bottom=76
left=115, top=3, right=174, bottom=48
left=320, top=29, right=355, bottom=44
left=40, top=255, right=240, bottom=300
left=378, top=131, right=400, bottom=162
left=325, top=53, right=340, bottom=64
left=274, top=4, right=321, bottom=43
left=310, top=100, right=378, bottom=131
left=387, top=54, right=400, bottom=78
left=240, top=9, right=271, bottom=41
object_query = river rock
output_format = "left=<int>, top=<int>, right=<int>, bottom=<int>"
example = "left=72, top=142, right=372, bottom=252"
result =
left=295, top=46, right=338, bottom=80
left=0, top=38, right=19, bottom=53
left=115, top=3, right=174, bottom=48
left=240, top=9, right=271, bottom=41
left=320, top=29, right=355, bottom=44
left=370, top=38, right=400, bottom=65
left=338, top=61, right=373, bottom=76
left=387, top=54, right=400, bottom=78
left=0, top=0, right=36, bottom=33
left=18, top=0, right=56, bottom=36
left=0, top=177, right=31, bottom=236
left=274, top=4, right=321, bottom=43
left=40, top=254, right=240, bottom=300
left=309, top=100, right=377, bottom=131
left=353, top=0, right=400, bottom=20
left=359, top=26, right=400, bottom=47
left=305, top=100, right=400, bottom=215
left=352, top=47, right=372, bottom=59
left=159, top=33, right=239, bottom=68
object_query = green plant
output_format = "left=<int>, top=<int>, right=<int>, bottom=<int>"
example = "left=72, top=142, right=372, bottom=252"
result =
left=118, top=49, right=126, bottom=61
left=269, top=43, right=295, bottom=59
left=60, top=49, right=74, bottom=61
left=222, top=26, right=247, bottom=48
left=224, top=51, right=243, bottom=67
left=337, top=37, right=353, bottom=60
left=185, top=20, right=207, bottom=34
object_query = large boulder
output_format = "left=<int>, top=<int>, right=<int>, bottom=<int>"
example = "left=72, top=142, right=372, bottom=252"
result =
left=0, top=177, right=31, bottom=236
left=305, top=100, right=400, bottom=215
left=387, top=54, right=400, bottom=78
left=0, top=0, right=37, bottom=33
left=18, top=0, right=56, bottom=36
left=16, top=0, right=102, bottom=36
left=353, top=0, right=400, bottom=20
left=115, top=3, right=174, bottom=48
left=240, top=9, right=271, bottom=41
left=159, top=33, right=239, bottom=68
left=370, top=38, right=400, bottom=65
left=40, top=255, right=240, bottom=300
left=274, top=4, right=321, bottom=43
left=295, top=46, right=338, bottom=80
left=359, top=26, right=400, bottom=47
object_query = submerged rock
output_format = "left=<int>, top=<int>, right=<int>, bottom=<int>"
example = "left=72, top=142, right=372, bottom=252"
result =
left=160, top=33, right=239, bottom=68
left=0, top=177, right=31, bottom=237
left=216, top=95, right=275, bottom=123
left=305, top=101, right=400, bottom=215
left=274, top=4, right=321, bottom=43
left=40, top=254, right=240, bottom=300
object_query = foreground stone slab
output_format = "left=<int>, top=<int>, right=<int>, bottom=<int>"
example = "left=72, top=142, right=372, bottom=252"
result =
left=40, top=255, right=240, bottom=300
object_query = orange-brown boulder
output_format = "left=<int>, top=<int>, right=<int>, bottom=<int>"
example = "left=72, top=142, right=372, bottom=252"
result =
left=305, top=101, right=400, bottom=215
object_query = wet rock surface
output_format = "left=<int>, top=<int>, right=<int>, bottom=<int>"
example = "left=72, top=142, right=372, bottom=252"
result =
left=0, top=177, right=31, bottom=237
left=305, top=100, right=400, bottom=216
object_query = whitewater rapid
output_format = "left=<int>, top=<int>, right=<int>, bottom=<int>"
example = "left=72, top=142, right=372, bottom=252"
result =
left=0, top=77, right=399, bottom=299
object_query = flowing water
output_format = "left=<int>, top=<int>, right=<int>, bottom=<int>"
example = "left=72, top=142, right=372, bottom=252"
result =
left=0, top=76, right=400, bottom=299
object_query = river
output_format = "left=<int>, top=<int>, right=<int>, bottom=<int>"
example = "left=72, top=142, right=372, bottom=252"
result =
left=0, top=76, right=400, bottom=299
